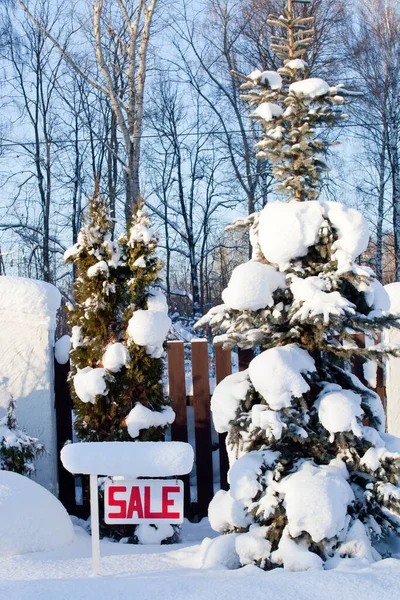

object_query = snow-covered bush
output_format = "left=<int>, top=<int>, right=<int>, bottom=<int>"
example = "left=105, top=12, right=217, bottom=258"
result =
left=65, top=196, right=174, bottom=543
left=0, top=394, right=44, bottom=475
left=200, top=3, right=400, bottom=571
left=0, top=470, right=74, bottom=557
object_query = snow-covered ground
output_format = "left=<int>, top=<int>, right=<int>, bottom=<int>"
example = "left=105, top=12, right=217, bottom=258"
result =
left=1, top=519, right=399, bottom=600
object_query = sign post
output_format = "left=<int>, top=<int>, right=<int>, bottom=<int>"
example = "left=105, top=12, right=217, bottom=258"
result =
left=89, top=473, right=101, bottom=575
left=60, top=441, right=194, bottom=576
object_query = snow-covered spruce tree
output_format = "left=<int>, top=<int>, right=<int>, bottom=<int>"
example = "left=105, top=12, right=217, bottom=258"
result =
left=65, top=196, right=175, bottom=543
left=65, top=193, right=128, bottom=441
left=199, top=2, right=400, bottom=571
left=0, top=393, right=44, bottom=475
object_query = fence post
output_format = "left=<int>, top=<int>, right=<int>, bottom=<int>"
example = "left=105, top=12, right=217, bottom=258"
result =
left=214, top=343, right=232, bottom=490
left=54, top=359, right=76, bottom=515
left=191, top=339, right=213, bottom=520
left=168, top=341, right=191, bottom=517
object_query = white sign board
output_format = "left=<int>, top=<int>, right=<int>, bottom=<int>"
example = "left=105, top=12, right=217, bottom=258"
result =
left=104, top=479, right=184, bottom=524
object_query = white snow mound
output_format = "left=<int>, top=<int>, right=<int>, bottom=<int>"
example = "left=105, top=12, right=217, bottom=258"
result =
left=127, top=309, right=171, bottom=358
left=250, top=102, right=283, bottom=122
left=55, top=335, right=71, bottom=365
left=289, top=78, right=330, bottom=98
left=324, top=202, right=369, bottom=271
left=277, top=460, right=354, bottom=543
left=271, top=526, right=323, bottom=571
left=317, top=388, right=364, bottom=440
left=211, top=369, right=250, bottom=433
left=222, top=261, right=285, bottom=311
left=102, top=342, right=130, bottom=373
left=258, top=201, right=324, bottom=270
left=61, top=441, right=194, bottom=477
left=147, top=289, right=168, bottom=313
left=208, top=489, right=251, bottom=532
left=73, top=366, right=108, bottom=404
left=284, top=59, right=308, bottom=71
left=125, top=403, right=175, bottom=439
left=0, top=470, right=74, bottom=557
left=0, top=275, right=61, bottom=325
left=249, top=344, right=316, bottom=409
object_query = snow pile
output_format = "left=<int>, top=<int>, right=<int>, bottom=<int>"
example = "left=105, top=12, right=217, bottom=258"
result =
left=284, top=58, right=308, bottom=71
left=211, top=370, right=250, bottom=433
left=272, top=527, right=323, bottom=571
left=198, top=533, right=241, bottom=569
left=256, top=201, right=370, bottom=272
left=60, top=441, right=194, bottom=477
left=87, top=260, right=109, bottom=278
left=147, top=289, right=168, bottom=313
left=208, top=490, right=251, bottom=532
left=250, top=102, right=283, bottom=122
left=248, top=70, right=283, bottom=89
left=316, top=387, right=363, bottom=441
left=277, top=460, right=354, bottom=542
left=337, top=519, right=378, bottom=562
left=258, top=201, right=324, bottom=270
left=0, top=470, right=74, bottom=557
left=290, top=276, right=355, bottom=323
left=127, top=310, right=171, bottom=358
left=235, top=524, right=272, bottom=566
left=221, top=261, right=285, bottom=311
left=135, top=523, right=175, bottom=545
left=248, top=344, right=316, bottom=409
left=325, top=202, right=369, bottom=271
left=55, top=335, right=71, bottom=365
left=125, top=403, right=175, bottom=439
left=102, top=343, right=130, bottom=372
left=0, top=276, right=61, bottom=327
left=209, top=449, right=280, bottom=533
left=73, top=367, right=108, bottom=404
left=289, top=77, right=330, bottom=98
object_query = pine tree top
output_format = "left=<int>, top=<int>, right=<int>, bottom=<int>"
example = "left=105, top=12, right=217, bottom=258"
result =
left=235, top=0, right=349, bottom=203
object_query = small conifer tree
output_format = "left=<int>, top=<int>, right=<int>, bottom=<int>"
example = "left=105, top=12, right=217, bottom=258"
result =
left=201, top=0, right=400, bottom=570
left=0, top=393, right=44, bottom=475
left=65, top=196, right=174, bottom=542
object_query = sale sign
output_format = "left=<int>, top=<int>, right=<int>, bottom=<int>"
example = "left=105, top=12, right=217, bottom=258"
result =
left=104, top=479, right=184, bottom=524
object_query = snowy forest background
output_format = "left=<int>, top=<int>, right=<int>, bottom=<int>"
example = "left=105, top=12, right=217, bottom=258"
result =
left=0, top=0, right=398, bottom=326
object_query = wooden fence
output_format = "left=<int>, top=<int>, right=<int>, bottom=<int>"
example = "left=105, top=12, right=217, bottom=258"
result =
left=54, top=337, right=384, bottom=521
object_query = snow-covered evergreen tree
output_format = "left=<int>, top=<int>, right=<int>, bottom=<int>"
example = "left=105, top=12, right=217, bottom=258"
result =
left=200, top=1, right=400, bottom=571
left=65, top=193, right=128, bottom=441
left=0, top=393, right=44, bottom=475
left=65, top=196, right=175, bottom=542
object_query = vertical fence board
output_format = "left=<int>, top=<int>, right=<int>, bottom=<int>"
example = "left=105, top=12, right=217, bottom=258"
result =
left=54, top=359, right=76, bottom=515
left=214, top=344, right=232, bottom=490
left=238, top=348, right=254, bottom=371
left=168, top=341, right=191, bottom=516
left=191, top=340, right=214, bottom=519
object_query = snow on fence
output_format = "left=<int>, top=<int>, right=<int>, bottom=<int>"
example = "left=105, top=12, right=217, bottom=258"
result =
left=54, top=337, right=384, bottom=521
